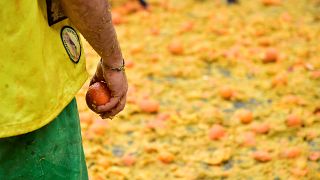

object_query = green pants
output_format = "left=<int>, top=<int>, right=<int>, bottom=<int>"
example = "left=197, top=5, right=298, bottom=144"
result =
left=0, top=99, right=88, bottom=180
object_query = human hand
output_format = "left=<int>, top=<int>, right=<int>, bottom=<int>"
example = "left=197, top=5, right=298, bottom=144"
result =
left=88, top=60, right=128, bottom=119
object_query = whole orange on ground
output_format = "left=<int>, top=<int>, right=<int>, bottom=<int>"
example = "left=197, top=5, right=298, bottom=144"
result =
left=286, top=114, right=302, bottom=127
left=219, top=86, right=235, bottom=100
left=263, top=48, right=279, bottom=63
left=168, top=40, right=184, bottom=55
left=158, top=151, right=175, bottom=164
left=236, top=109, right=253, bottom=124
left=252, top=151, right=272, bottom=162
left=138, top=99, right=160, bottom=113
left=209, top=124, right=226, bottom=140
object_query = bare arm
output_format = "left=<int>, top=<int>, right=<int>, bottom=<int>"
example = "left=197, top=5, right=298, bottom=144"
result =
left=61, top=0, right=128, bottom=118
left=60, top=0, right=122, bottom=67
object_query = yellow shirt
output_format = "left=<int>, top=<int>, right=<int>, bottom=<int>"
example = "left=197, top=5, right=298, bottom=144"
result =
left=0, top=0, right=88, bottom=138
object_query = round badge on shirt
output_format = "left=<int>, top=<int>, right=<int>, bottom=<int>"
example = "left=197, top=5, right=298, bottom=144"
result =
left=61, top=26, right=81, bottom=63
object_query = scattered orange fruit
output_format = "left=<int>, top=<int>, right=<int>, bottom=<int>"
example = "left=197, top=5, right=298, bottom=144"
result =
left=241, top=132, right=256, bottom=147
left=79, top=111, right=93, bottom=125
left=308, top=152, right=320, bottom=161
left=138, top=99, right=160, bottom=113
left=130, top=45, right=144, bottom=54
left=272, top=73, right=288, bottom=87
left=156, top=113, right=170, bottom=121
left=236, top=109, right=253, bottom=124
left=280, top=147, right=301, bottom=159
left=88, top=119, right=108, bottom=135
left=126, top=60, right=135, bottom=68
left=280, top=12, right=292, bottom=22
left=112, top=12, right=124, bottom=25
left=263, top=48, right=279, bottom=63
left=150, top=27, right=160, bottom=36
left=261, top=0, right=281, bottom=6
left=311, top=70, right=320, bottom=79
left=251, top=123, right=270, bottom=134
left=144, top=144, right=158, bottom=153
left=219, top=86, right=235, bottom=100
left=252, top=151, right=272, bottom=162
left=122, top=154, right=136, bottom=166
left=281, top=95, right=301, bottom=105
left=209, top=124, right=226, bottom=140
left=122, top=2, right=141, bottom=14
left=98, top=157, right=110, bottom=169
left=168, top=40, right=184, bottom=55
left=146, top=119, right=165, bottom=129
left=286, top=114, right=302, bottom=127
left=179, top=21, right=194, bottom=33
left=158, top=151, right=175, bottom=164
left=290, top=168, right=308, bottom=176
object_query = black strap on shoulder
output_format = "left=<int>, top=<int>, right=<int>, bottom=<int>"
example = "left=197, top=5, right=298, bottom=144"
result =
left=46, top=0, right=67, bottom=26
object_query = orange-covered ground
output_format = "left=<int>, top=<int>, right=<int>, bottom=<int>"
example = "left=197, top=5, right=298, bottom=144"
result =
left=76, top=0, right=320, bottom=179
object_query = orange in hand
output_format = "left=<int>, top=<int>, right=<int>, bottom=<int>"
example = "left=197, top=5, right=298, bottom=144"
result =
left=86, top=82, right=111, bottom=111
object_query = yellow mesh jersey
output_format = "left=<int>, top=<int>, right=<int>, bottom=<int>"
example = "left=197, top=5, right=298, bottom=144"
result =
left=0, top=0, right=88, bottom=138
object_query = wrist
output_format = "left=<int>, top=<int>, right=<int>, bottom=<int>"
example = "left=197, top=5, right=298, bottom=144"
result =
left=101, top=54, right=123, bottom=67
left=100, top=58, right=125, bottom=72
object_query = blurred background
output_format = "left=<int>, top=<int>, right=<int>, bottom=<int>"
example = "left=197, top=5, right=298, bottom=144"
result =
left=76, top=0, right=320, bottom=179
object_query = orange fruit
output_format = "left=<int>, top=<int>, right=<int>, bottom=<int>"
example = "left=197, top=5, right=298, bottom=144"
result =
left=79, top=111, right=93, bottom=125
left=281, top=95, right=300, bottom=105
left=126, top=60, right=135, bottom=68
left=280, top=147, right=301, bottom=159
left=219, top=86, right=235, bottom=100
left=280, top=12, right=292, bottom=22
left=251, top=123, right=270, bottom=134
left=112, top=12, right=124, bottom=25
left=252, top=151, right=272, bottom=162
left=309, top=152, right=320, bottom=161
left=290, top=168, right=308, bottom=176
left=146, top=119, right=165, bottom=129
left=150, top=28, right=160, bottom=36
left=138, top=99, right=160, bottom=113
left=130, top=45, right=144, bottom=54
left=179, top=21, right=194, bottom=33
left=168, top=40, right=184, bottom=55
left=86, top=82, right=111, bottom=111
left=122, top=2, right=141, bottom=14
left=144, top=144, right=159, bottom=153
left=311, top=70, right=320, bottom=79
left=88, top=119, right=108, bottom=135
left=236, top=110, right=253, bottom=124
left=98, top=157, right=110, bottom=169
left=209, top=124, right=226, bottom=140
left=158, top=152, right=175, bottom=164
left=261, top=0, right=281, bottom=6
left=272, top=73, right=288, bottom=87
left=263, top=48, right=279, bottom=63
left=241, top=132, right=256, bottom=147
left=122, top=154, right=136, bottom=166
left=258, top=38, right=272, bottom=47
left=286, top=114, right=302, bottom=127
left=156, top=113, right=170, bottom=121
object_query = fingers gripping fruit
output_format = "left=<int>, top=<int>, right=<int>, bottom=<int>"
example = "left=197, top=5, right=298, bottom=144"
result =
left=86, top=82, right=111, bottom=111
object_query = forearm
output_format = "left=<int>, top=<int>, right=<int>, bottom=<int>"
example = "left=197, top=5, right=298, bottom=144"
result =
left=60, top=0, right=123, bottom=67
